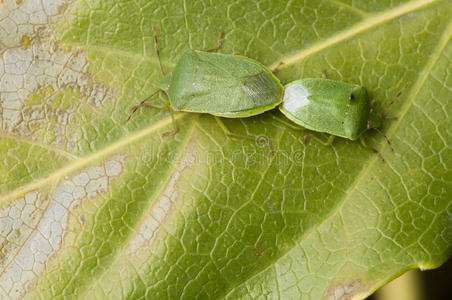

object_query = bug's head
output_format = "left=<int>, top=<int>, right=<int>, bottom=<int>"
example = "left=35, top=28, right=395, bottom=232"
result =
left=367, top=108, right=382, bottom=129
left=348, top=86, right=367, bottom=105
left=343, top=86, right=370, bottom=140
left=157, top=72, right=173, bottom=93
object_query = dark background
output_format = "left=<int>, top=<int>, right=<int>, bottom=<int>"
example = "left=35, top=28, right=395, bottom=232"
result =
left=368, top=256, right=451, bottom=300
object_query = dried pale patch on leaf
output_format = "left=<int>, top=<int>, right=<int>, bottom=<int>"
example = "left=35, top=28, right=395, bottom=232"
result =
left=125, top=137, right=198, bottom=257
left=1, top=0, right=117, bottom=150
left=0, top=155, right=125, bottom=299
left=324, top=279, right=368, bottom=300
left=0, top=0, right=72, bottom=48
left=1, top=41, right=117, bottom=149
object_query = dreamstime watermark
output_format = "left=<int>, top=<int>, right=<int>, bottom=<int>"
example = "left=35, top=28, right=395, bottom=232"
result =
left=142, top=134, right=306, bottom=168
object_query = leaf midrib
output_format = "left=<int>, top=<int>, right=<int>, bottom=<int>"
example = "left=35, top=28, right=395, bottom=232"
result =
left=0, top=131, right=78, bottom=159
left=0, top=113, right=187, bottom=204
left=78, top=115, right=199, bottom=299
left=58, top=0, right=439, bottom=78
left=271, top=0, right=440, bottom=70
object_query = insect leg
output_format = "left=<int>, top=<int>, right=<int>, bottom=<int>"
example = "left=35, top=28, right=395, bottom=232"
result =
left=389, top=83, right=408, bottom=105
left=214, top=116, right=273, bottom=155
left=152, top=24, right=166, bottom=76
left=207, top=32, right=223, bottom=52
left=272, top=115, right=304, bottom=131
left=360, top=136, right=385, bottom=163
left=271, top=61, right=285, bottom=73
left=126, top=90, right=166, bottom=121
left=162, top=107, right=179, bottom=137
left=304, top=134, right=335, bottom=146
left=371, top=127, right=394, bottom=153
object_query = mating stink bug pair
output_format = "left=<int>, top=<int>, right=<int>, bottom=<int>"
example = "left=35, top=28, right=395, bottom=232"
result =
left=128, top=26, right=400, bottom=160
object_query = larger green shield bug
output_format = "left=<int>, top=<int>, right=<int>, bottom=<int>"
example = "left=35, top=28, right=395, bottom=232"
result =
left=128, top=26, right=283, bottom=152
left=160, top=49, right=283, bottom=118
left=278, top=77, right=400, bottom=161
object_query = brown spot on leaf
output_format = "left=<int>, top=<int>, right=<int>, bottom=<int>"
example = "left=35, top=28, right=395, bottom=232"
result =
left=324, top=280, right=368, bottom=300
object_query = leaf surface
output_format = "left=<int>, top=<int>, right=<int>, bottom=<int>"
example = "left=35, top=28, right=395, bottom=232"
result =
left=0, top=0, right=451, bottom=299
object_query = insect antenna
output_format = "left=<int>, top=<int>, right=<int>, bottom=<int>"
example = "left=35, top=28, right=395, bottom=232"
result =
left=373, top=83, right=408, bottom=121
left=360, top=136, right=385, bottom=163
left=152, top=24, right=165, bottom=76
left=389, top=83, right=408, bottom=105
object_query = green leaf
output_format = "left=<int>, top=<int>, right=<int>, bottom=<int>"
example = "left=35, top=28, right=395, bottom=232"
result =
left=1, top=0, right=451, bottom=299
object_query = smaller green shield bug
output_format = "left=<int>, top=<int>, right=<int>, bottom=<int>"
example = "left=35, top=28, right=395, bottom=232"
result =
left=128, top=25, right=283, bottom=152
left=278, top=78, right=400, bottom=161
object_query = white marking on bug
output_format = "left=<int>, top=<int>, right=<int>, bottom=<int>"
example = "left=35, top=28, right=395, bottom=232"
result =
left=282, top=83, right=311, bottom=113
left=0, top=155, right=125, bottom=299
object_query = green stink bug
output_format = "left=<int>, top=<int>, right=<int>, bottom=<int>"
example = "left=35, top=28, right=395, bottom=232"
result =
left=128, top=26, right=283, bottom=151
left=158, top=49, right=283, bottom=118
left=278, top=77, right=398, bottom=160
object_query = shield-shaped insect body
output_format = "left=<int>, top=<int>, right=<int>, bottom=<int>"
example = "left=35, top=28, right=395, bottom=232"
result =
left=164, top=49, right=284, bottom=117
left=279, top=78, right=374, bottom=140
